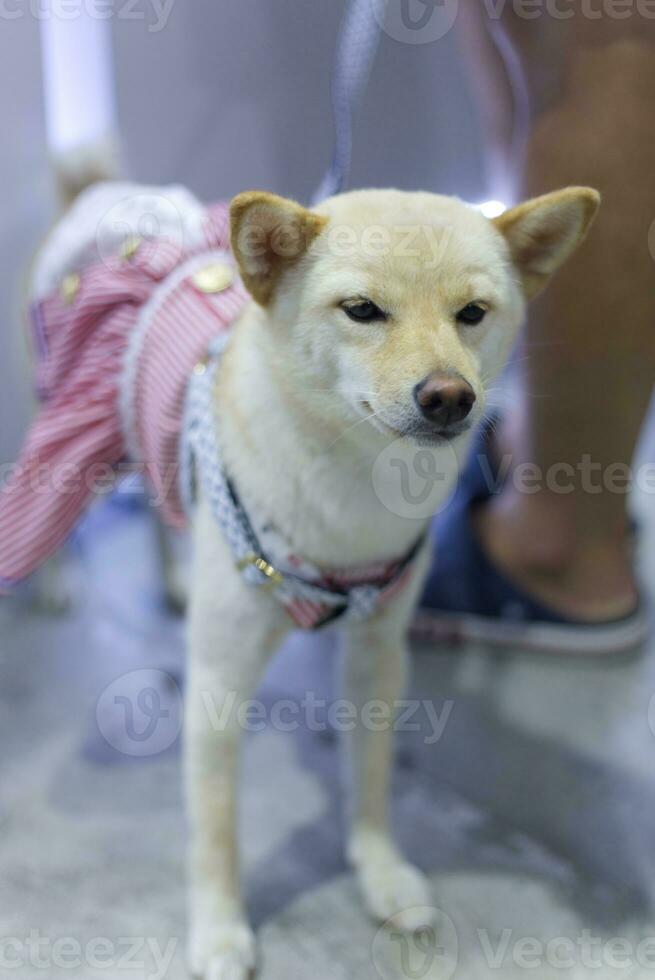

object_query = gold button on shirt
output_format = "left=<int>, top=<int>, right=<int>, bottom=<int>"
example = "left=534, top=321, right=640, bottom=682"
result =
left=191, top=262, right=234, bottom=294
left=60, top=272, right=81, bottom=304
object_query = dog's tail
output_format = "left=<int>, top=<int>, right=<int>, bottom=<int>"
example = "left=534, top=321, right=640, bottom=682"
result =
left=52, top=134, right=122, bottom=210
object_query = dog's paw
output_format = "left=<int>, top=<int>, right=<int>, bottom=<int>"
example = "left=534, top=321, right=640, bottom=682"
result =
left=188, top=921, right=256, bottom=980
left=358, top=858, right=436, bottom=931
left=350, top=830, right=435, bottom=932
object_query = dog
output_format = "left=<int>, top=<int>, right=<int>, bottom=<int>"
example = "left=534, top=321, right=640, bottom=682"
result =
left=1, top=181, right=599, bottom=979
left=184, top=185, right=599, bottom=978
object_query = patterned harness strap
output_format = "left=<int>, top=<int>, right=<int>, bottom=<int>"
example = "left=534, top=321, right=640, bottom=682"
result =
left=181, top=339, right=423, bottom=628
left=312, top=0, right=387, bottom=203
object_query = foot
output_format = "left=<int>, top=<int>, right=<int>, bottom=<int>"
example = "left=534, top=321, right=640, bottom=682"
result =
left=188, top=919, right=256, bottom=980
left=477, top=414, right=639, bottom=622
left=475, top=493, right=639, bottom=623
left=349, top=829, right=435, bottom=931
left=416, top=417, right=647, bottom=656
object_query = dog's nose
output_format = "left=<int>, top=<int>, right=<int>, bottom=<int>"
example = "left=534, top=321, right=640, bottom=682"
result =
left=413, top=372, right=476, bottom=427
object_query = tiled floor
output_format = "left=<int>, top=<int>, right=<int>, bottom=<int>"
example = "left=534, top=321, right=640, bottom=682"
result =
left=2, top=433, right=655, bottom=978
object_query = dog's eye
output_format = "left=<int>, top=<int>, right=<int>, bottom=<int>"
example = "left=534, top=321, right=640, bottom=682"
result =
left=456, top=303, right=487, bottom=326
left=342, top=299, right=386, bottom=323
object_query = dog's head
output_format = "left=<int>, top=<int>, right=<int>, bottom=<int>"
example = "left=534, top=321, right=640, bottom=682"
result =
left=230, top=187, right=599, bottom=446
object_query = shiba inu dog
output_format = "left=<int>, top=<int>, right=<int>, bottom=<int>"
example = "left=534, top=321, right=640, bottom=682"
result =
left=2, top=175, right=598, bottom=978
left=185, top=185, right=599, bottom=978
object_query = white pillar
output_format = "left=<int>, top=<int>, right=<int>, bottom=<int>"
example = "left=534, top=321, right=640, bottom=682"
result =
left=39, top=2, right=117, bottom=153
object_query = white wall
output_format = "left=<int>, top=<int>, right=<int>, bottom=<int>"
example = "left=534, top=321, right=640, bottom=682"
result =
left=0, top=15, right=54, bottom=466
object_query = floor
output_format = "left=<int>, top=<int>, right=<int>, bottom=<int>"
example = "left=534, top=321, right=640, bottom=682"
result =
left=2, top=436, right=655, bottom=980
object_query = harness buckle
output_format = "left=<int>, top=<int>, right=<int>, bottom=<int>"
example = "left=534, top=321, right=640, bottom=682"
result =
left=236, top=552, right=284, bottom=591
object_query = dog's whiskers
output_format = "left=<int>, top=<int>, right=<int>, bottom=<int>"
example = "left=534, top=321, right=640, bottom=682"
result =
left=325, top=408, right=386, bottom=451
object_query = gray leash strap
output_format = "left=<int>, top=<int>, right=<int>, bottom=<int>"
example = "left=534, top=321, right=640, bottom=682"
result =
left=312, top=0, right=387, bottom=204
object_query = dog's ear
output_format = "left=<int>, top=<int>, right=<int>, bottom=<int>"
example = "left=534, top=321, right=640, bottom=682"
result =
left=230, top=191, right=327, bottom=306
left=493, top=187, right=600, bottom=299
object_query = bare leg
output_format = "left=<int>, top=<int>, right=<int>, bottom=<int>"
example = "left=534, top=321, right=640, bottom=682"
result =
left=459, top=5, right=655, bottom=621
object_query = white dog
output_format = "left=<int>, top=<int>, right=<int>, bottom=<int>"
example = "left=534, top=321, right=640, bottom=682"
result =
left=183, top=185, right=599, bottom=979
left=1, top=177, right=598, bottom=979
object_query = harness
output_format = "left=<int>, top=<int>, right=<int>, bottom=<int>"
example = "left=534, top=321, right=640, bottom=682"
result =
left=183, top=338, right=425, bottom=629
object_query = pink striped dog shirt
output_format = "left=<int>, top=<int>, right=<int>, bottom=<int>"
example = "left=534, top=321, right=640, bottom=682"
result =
left=0, top=183, right=247, bottom=591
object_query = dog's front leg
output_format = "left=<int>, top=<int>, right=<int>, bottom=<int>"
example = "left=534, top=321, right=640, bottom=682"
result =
left=342, top=545, right=436, bottom=932
left=186, top=500, right=288, bottom=980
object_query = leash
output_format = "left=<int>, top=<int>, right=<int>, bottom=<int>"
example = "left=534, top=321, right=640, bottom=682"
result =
left=312, top=2, right=522, bottom=210
left=312, top=0, right=387, bottom=203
